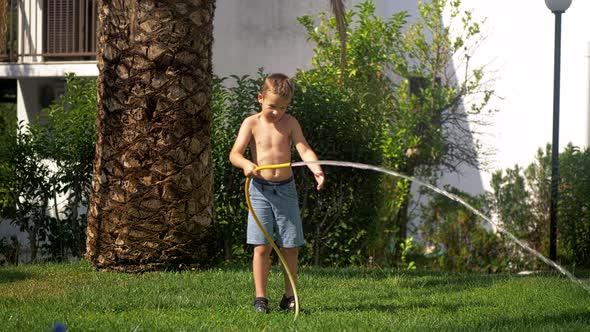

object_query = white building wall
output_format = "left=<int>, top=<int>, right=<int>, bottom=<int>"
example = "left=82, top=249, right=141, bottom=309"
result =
left=212, top=0, right=418, bottom=77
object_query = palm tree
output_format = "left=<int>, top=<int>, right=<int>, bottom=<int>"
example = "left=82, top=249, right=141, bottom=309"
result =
left=86, top=0, right=346, bottom=272
left=86, top=0, right=217, bottom=271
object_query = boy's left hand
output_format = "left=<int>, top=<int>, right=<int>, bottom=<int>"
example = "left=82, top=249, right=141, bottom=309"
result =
left=314, top=171, right=325, bottom=191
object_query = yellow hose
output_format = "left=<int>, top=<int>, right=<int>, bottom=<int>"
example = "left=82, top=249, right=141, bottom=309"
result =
left=244, top=162, right=300, bottom=319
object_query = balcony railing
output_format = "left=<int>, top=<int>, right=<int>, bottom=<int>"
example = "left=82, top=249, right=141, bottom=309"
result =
left=0, top=0, right=98, bottom=63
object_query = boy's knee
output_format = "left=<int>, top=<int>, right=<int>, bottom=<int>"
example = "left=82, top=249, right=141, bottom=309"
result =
left=253, top=244, right=272, bottom=257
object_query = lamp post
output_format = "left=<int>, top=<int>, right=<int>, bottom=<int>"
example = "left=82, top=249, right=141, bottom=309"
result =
left=545, top=0, right=572, bottom=261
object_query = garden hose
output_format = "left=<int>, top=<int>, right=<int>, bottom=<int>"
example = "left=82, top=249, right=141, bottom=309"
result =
left=244, top=162, right=300, bottom=319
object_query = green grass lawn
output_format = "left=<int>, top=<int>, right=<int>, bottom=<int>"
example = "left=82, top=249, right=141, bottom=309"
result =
left=1, top=261, right=589, bottom=331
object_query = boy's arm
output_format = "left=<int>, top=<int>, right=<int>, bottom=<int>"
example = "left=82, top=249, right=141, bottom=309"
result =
left=291, top=118, right=324, bottom=190
left=229, top=118, right=259, bottom=177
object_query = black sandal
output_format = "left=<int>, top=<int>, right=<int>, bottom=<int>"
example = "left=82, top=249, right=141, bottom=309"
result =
left=279, top=294, right=296, bottom=311
left=253, top=297, right=269, bottom=313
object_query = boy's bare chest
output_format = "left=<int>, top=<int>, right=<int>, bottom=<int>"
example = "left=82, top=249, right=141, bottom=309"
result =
left=252, top=123, right=291, bottom=149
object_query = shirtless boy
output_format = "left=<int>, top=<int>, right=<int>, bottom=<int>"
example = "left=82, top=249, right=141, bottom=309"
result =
left=229, top=73, right=324, bottom=313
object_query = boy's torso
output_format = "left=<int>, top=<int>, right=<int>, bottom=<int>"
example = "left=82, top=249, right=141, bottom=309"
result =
left=249, top=114, right=295, bottom=181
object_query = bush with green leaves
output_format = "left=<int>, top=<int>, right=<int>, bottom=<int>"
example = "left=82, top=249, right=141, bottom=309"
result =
left=210, top=0, right=496, bottom=267
left=6, top=120, right=54, bottom=261
left=210, top=62, right=394, bottom=266
left=210, top=69, right=384, bottom=266
left=293, top=2, right=410, bottom=266
left=488, top=143, right=590, bottom=268
left=297, top=0, right=496, bottom=265
left=290, top=69, right=384, bottom=266
left=211, top=73, right=264, bottom=262
left=558, top=145, right=590, bottom=266
left=0, top=74, right=96, bottom=262
left=40, top=74, right=97, bottom=260
left=419, top=186, right=521, bottom=272
left=0, top=235, right=20, bottom=265
left=0, top=102, right=17, bottom=218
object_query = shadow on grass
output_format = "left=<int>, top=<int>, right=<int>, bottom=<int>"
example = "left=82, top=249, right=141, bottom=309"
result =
left=0, top=269, right=33, bottom=284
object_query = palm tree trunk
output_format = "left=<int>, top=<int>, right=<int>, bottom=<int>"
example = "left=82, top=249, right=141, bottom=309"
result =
left=0, top=0, right=6, bottom=55
left=86, top=0, right=216, bottom=272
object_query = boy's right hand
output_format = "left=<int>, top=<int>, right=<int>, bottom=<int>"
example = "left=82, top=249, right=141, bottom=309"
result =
left=243, top=162, right=259, bottom=178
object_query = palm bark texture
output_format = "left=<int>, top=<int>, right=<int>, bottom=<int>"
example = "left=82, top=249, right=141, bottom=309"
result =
left=86, top=0, right=216, bottom=272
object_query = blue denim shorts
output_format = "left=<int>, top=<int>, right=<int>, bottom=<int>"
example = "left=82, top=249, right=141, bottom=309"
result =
left=247, top=176, right=304, bottom=248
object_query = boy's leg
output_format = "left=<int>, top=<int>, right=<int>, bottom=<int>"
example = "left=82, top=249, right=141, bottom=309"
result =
left=280, top=247, right=299, bottom=297
left=253, top=244, right=272, bottom=298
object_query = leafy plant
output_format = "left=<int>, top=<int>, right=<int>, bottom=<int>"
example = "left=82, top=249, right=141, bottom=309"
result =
left=7, top=121, right=53, bottom=261
left=0, top=74, right=96, bottom=262
left=0, top=235, right=20, bottom=265
left=40, top=74, right=97, bottom=259
left=399, top=236, right=416, bottom=271
left=419, top=186, right=520, bottom=272
left=0, top=102, right=16, bottom=218
left=559, top=145, right=590, bottom=266
left=211, top=61, right=392, bottom=266
left=211, top=72, right=265, bottom=263
left=487, top=143, right=590, bottom=268
left=297, top=0, right=496, bottom=265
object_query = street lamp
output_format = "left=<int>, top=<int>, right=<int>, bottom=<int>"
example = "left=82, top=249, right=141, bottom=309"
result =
left=545, top=0, right=572, bottom=261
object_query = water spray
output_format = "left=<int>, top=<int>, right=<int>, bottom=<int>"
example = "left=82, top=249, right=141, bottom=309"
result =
left=245, top=160, right=590, bottom=319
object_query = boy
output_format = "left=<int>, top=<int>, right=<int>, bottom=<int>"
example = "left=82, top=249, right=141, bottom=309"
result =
left=229, top=73, right=324, bottom=313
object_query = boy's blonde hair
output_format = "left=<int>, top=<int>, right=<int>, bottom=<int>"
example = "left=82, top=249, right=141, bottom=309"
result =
left=261, top=73, right=295, bottom=99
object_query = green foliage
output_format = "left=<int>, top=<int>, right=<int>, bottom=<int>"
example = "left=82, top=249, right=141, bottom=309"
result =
left=488, top=154, right=549, bottom=264
left=0, top=74, right=96, bottom=262
left=0, top=102, right=17, bottom=218
left=559, top=145, right=590, bottom=266
left=210, top=68, right=384, bottom=266
left=487, top=143, right=590, bottom=268
left=296, top=2, right=407, bottom=266
left=297, top=0, right=495, bottom=265
left=489, top=165, right=535, bottom=240
left=211, top=72, right=265, bottom=262
left=40, top=74, right=97, bottom=260
left=0, top=235, right=20, bottom=265
left=399, top=236, right=416, bottom=270
left=289, top=72, right=384, bottom=266
left=420, top=186, right=519, bottom=272
left=7, top=120, right=54, bottom=261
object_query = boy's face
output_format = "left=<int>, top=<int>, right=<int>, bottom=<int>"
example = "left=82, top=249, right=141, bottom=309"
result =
left=258, top=92, right=291, bottom=123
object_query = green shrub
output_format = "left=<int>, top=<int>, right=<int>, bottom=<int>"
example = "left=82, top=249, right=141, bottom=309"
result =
left=210, top=70, right=385, bottom=266
left=555, top=145, right=590, bottom=266
left=40, top=74, right=97, bottom=260
left=0, top=74, right=96, bottom=262
left=211, top=73, right=264, bottom=263
left=0, top=102, right=16, bottom=218
left=419, top=186, right=519, bottom=272
left=488, top=144, right=590, bottom=268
